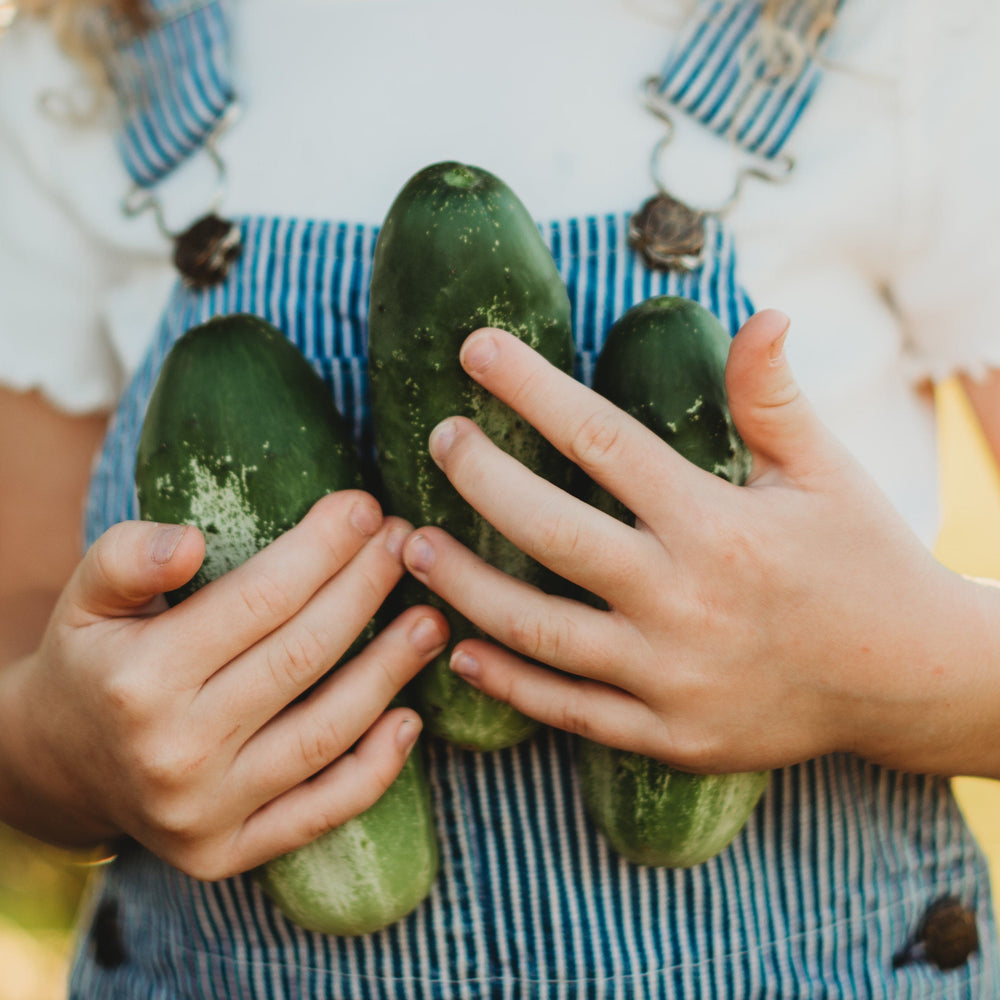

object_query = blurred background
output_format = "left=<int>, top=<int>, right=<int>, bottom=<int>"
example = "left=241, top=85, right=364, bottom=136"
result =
left=0, top=376, right=998, bottom=998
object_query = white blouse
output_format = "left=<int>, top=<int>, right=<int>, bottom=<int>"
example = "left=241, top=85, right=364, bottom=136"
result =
left=1, top=0, right=999, bottom=547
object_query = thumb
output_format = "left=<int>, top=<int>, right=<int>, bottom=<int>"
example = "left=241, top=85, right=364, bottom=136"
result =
left=725, top=309, right=831, bottom=481
left=68, top=520, right=205, bottom=621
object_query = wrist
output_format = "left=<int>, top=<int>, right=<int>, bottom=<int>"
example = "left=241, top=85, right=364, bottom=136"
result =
left=849, top=566, right=1000, bottom=779
left=0, top=652, right=120, bottom=850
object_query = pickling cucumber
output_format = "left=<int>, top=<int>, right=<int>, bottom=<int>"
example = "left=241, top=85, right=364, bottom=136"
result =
left=134, top=312, right=439, bottom=933
left=579, top=296, right=768, bottom=867
left=368, top=162, right=575, bottom=751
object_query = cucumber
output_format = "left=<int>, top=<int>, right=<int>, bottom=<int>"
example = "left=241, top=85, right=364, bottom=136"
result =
left=577, top=748, right=769, bottom=868
left=134, top=312, right=439, bottom=933
left=579, top=296, right=768, bottom=867
left=368, top=162, right=575, bottom=751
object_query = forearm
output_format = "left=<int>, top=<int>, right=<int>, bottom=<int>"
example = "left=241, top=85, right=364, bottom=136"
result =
left=0, top=587, right=61, bottom=665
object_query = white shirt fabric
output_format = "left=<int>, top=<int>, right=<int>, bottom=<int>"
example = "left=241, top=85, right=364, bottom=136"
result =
left=1, top=0, right=999, bottom=548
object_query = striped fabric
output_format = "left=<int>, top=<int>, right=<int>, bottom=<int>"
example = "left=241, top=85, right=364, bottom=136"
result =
left=70, top=212, right=999, bottom=998
left=102, top=0, right=234, bottom=186
left=100, top=0, right=835, bottom=191
left=654, top=0, right=843, bottom=159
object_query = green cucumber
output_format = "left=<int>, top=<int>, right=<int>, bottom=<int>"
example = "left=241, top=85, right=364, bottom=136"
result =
left=368, top=162, right=575, bottom=751
left=254, top=749, right=438, bottom=936
left=134, top=312, right=438, bottom=933
left=579, top=296, right=768, bottom=867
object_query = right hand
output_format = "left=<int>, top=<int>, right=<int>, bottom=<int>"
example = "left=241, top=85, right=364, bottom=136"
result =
left=0, top=491, right=447, bottom=881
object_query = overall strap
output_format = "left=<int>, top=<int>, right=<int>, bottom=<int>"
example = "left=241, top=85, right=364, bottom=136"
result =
left=653, top=0, right=845, bottom=161
left=102, top=0, right=235, bottom=187
left=631, top=0, right=844, bottom=270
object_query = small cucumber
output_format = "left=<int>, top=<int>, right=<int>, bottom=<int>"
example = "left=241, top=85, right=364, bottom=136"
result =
left=369, top=162, right=575, bottom=751
left=579, top=296, right=768, bottom=867
left=135, top=312, right=438, bottom=933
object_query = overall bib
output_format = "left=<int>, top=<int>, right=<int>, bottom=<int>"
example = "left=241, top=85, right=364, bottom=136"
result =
left=69, top=2, right=1000, bottom=996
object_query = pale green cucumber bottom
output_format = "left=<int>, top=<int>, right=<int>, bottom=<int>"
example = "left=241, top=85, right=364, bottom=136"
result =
left=578, top=740, right=769, bottom=868
left=255, top=752, right=439, bottom=936
left=410, top=597, right=539, bottom=752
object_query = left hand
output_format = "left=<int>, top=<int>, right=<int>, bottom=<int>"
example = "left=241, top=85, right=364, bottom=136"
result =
left=401, top=313, right=994, bottom=777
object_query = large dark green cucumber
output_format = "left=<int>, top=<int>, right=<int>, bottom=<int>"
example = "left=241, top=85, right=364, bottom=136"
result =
left=368, top=162, right=575, bottom=751
left=579, top=296, right=768, bottom=867
left=134, top=312, right=438, bottom=934
left=136, top=313, right=366, bottom=603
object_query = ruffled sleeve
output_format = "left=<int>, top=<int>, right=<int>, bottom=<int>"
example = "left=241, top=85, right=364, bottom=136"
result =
left=0, top=16, right=173, bottom=414
left=0, top=121, right=125, bottom=413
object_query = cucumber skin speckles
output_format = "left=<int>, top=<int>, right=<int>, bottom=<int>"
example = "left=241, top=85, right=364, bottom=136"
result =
left=369, top=162, right=576, bottom=752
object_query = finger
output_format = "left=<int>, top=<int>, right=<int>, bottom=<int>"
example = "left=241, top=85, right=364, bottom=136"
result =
left=724, top=310, right=834, bottom=482
left=458, top=327, right=715, bottom=528
left=230, top=606, right=447, bottom=806
left=196, top=517, right=415, bottom=732
left=162, top=490, right=384, bottom=680
left=223, top=709, right=424, bottom=876
left=66, top=520, right=206, bottom=623
left=426, top=416, right=657, bottom=603
left=404, top=527, right=635, bottom=682
left=448, top=638, right=671, bottom=756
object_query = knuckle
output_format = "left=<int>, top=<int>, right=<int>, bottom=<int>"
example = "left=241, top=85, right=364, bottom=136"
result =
left=297, top=796, right=353, bottom=846
left=238, top=570, right=293, bottom=622
left=141, top=786, right=207, bottom=843
left=569, top=407, right=624, bottom=472
left=172, top=843, right=233, bottom=883
left=267, top=624, right=330, bottom=692
left=89, top=527, right=132, bottom=597
left=507, top=606, right=575, bottom=664
left=102, top=669, right=156, bottom=724
left=133, top=731, right=209, bottom=799
left=297, top=719, right=348, bottom=776
left=553, top=689, right=594, bottom=738
left=89, top=535, right=118, bottom=587
left=136, top=749, right=186, bottom=795
left=530, top=504, right=583, bottom=564
left=667, top=730, right=728, bottom=774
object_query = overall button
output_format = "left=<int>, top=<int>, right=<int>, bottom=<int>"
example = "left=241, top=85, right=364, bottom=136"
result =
left=918, top=896, right=980, bottom=971
left=92, top=897, right=127, bottom=969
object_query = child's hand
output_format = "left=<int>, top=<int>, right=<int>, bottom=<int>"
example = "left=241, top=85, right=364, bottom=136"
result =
left=0, top=491, right=447, bottom=880
left=402, top=313, right=999, bottom=778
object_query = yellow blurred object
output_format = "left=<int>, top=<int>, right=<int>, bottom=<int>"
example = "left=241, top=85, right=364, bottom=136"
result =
left=933, top=378, right=1000, bottom=935
left=0, top=914, right=72, bottom=1000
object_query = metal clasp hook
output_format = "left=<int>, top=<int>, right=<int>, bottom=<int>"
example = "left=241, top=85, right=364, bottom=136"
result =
left=641, top=75, right=794, bottom=218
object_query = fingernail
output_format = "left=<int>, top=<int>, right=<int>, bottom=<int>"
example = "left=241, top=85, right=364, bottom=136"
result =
left=404, top=534, right=435, bottom=575
left=150, top=524, right=186, bottom=565
left=428, top=419, right=457, bottom=462
left=768, top=316, right=790, bottom=363
left=409, top=615, right=446, bottom=654
left=450, top=648, right=481, bottom=685
left=460, top=330, right=498, bottom=374
left=395, top=717, right=422, bottom=754
left=350, top=500, right=381, bottom=536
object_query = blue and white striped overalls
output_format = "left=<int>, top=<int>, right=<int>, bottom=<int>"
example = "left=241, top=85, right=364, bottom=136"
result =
left=70, top=1, right=1000, bottom=996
